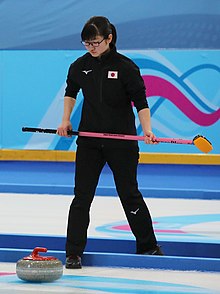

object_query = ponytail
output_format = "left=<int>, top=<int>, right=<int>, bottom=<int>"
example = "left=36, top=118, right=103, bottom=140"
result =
left=110, top=23, right=117, bottom=46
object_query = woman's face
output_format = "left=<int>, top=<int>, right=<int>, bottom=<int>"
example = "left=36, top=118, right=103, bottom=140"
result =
left=83, top=34, right=112, bottom=57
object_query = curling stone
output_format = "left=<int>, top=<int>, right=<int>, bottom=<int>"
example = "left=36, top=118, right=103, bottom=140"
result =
left=16, top=247, right=63, bottom=282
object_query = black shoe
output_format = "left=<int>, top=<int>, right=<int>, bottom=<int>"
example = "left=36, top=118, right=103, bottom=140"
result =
left=65, top=255, right=82, bottom=269
left=143, top=245, right=164, bottom=256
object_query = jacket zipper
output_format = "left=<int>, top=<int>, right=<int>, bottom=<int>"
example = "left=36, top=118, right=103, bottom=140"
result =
left=99, top=68, right=104, bottom=103
left=99, top=65, right=109, bottom=103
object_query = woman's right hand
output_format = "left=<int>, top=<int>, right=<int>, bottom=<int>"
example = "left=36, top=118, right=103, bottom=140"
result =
left=57, top=120, right=72, bottom=137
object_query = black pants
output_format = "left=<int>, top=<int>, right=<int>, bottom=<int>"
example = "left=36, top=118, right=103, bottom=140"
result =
left=66, top=143, right=157, bottom=256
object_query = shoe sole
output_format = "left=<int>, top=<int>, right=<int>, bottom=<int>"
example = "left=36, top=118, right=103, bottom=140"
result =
left=65, top=264, right=82, bottom=269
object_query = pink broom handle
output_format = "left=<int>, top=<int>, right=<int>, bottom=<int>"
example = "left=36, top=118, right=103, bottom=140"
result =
left=22, top=127, right=193, bottom=144
left=22, top=127, right=212, bottom=153
left=78, top=131, right=193, bottom=145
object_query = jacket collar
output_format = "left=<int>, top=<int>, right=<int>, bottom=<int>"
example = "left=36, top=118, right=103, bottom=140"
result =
left=91, top=45, right=117, bottom=64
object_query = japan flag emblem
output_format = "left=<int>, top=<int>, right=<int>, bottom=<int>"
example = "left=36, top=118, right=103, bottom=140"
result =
left=108, top=71, right=118, bottom=79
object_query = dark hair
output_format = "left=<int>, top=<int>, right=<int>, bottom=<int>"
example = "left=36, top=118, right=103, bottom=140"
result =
left=81, top=16, right=117, bottom=46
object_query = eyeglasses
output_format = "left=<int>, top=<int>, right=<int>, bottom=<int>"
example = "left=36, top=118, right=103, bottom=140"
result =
left=81, top=38, right=105, bottom=47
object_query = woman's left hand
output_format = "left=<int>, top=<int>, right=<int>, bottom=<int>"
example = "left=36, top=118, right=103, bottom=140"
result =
left=144, top=130, right=158, bottom=144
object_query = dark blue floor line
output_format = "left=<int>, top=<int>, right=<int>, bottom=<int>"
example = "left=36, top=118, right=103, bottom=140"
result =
left=0, top=234, right=220, bottom=259
left=0, top=184, right=219, bottom=199
left=0, top=161, right=220, bottom=199
left=1, top=248, right=220, bottom=272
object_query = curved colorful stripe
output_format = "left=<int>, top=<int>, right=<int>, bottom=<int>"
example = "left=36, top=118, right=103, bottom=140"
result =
left=134, top=58, right=218, bottom=112
left=143, top=75, right=220, bottom=126
left=112, top=224, right=186, bottom=234
left=181, top=64, right=220, bottom=80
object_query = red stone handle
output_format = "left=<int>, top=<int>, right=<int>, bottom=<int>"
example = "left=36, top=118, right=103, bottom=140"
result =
left=32, top=247, right=47, bottom=258
left=23, top=247, right=57, bottom=261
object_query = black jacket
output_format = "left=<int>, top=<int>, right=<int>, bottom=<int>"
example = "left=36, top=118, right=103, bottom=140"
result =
left=65, top=46, right=149, bottom=148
